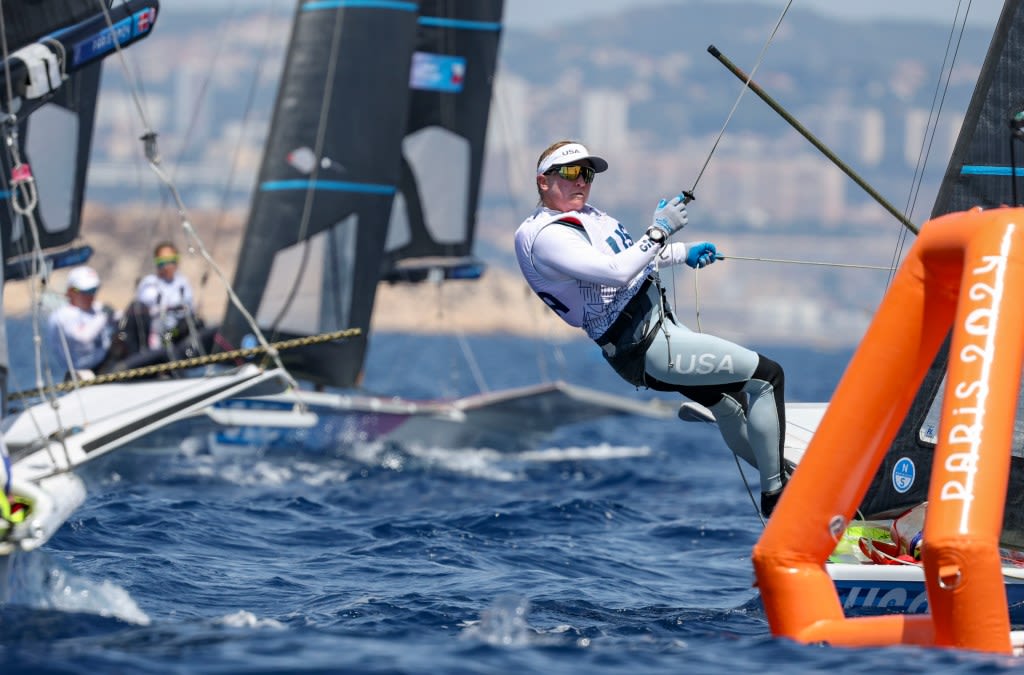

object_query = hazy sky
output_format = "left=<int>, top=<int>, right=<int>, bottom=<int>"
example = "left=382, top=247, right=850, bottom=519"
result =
left=504, top=1, right=1003, bottom=29
left=173, top=1, right=1006, bottom=28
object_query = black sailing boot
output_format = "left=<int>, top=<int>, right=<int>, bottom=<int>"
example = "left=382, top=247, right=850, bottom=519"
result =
left=760, top=460, right=795, bottom=518
left=760, top=487, right=783, bottom=518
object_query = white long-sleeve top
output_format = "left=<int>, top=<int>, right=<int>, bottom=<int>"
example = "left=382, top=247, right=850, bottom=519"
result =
left=514, top=204, right=689, bottom=340
left=135, top=272, right=196, bottom=347
left=47, top=301, right=112, bottom=370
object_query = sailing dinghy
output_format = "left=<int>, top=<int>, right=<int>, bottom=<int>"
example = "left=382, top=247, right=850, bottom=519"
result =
left=209, top=0, right=676, bottom=451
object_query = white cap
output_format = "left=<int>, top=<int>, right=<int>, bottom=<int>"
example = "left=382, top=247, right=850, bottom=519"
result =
left=67, top=266, right=100, bottom=293
left=536, top=143, right=609, bottom=176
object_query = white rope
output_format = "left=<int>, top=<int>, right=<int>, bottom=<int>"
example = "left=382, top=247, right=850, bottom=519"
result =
left=666, top=0, right=795, bottom=339
left=688, top=0, right=794, bottom=192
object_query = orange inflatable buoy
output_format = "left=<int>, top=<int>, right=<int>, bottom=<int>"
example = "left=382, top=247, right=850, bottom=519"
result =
left=754, top=207, right=1024, bottom=655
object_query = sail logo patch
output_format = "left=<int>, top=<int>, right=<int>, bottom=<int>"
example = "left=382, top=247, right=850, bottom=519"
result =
left=410, top=52, right=465, bottom=93
left=72, top=9, right=156, bottom=67
left=892, top=457, right=916, bottom=494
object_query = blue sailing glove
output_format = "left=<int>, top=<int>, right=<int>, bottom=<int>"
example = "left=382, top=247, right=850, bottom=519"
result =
left=650, top=194, right=689, bottom=238
left=685, top=242, right=718, bottom=269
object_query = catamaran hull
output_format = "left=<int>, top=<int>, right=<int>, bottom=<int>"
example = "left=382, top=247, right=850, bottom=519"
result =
left=6, top=375, right=676, bottom=461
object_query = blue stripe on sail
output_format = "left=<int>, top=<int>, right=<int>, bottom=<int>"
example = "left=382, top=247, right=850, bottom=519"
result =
left=302, top=1, right=417, bottom=12
left=961, top=165, right=1024, bottom=177
left=418, top=17, right=502, bottom=32
left=261, top=179, right=396, bottom=195
left=0, top=191, right=8, bottom=200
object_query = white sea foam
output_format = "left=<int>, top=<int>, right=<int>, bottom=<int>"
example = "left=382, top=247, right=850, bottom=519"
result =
left=5, top=551, right=150, bottom=625
left=514, top=443, right=650, bottom=462
left=216, top=609, right=285, bottom=629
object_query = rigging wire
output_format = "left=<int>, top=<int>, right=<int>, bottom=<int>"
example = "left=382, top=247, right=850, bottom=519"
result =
left=94, top=1, right=302, bottom=395
left=146, top=0, right=248, bottom=306
left=717, top=255, right=892, bottom=271
left=890, top=0, right=973, bottom=287
left=687, top=0, right=794, bottom=196
left=664, top=0, right=794, bottom=341
left=695, top=3, right=977, bottom=519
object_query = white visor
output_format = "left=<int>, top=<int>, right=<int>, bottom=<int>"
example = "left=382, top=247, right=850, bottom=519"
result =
left=536, top=143, right=609, bottom=176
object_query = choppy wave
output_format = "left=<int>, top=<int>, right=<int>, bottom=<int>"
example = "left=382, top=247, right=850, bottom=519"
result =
left=13, top=336, right=1015, bottom=672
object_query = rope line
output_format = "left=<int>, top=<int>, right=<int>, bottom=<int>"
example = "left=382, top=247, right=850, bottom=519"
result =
left=688, top=0, right=793, bottom=193
left=9, top=328, right=360, bottom=402
left=717, top=254, right=892, bottom=271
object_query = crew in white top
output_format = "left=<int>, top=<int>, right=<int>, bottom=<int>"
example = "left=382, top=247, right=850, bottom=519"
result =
left=135, top=241, right=196, bottom=350
left=47, top=265, right=113, bottom=372
left=515, top=140, right=790, bottom=519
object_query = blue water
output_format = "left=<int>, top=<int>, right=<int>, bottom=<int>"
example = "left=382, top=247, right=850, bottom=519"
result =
left=0, top=331, right=1017, bottom=673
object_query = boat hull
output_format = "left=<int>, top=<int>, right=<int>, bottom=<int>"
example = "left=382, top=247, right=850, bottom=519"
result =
left=829, top=562, right=1024, bottom=626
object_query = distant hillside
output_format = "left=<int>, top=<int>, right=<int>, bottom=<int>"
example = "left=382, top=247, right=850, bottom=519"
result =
left=35, top=3, right=1002, bottom=349
left=501, top=1, right=991, bottom=136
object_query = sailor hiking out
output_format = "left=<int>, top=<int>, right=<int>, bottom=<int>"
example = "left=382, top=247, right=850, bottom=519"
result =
left=514, top=140, right=789, bottom=517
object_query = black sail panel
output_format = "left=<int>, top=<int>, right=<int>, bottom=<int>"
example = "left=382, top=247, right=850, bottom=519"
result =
left=0, top=63, right=102, bottom=261
left=0, top=1, right=159, bottom=267
left=381, top=0, right=504, bottom=283
left=220, top=1, right=420, bottom=388
left=859, top=0, right=1024, bottom=549
left=932, top=0, right=1024, bottom=216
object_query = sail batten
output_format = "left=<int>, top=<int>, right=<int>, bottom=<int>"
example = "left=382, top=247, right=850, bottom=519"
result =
left=961, top=166, right=1024, bottom=176
left=417, top=17, right=502, bottom=31
left=303, top=1, right=417, bottom=11
left=260, top=180, right=397, bottom=194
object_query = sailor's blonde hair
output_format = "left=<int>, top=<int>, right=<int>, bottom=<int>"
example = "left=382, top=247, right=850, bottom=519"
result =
left=535, top=139, right=577, bottom=203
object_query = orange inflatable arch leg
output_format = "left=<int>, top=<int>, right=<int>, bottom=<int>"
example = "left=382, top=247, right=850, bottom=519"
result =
left=754, top=206, right=1024, bottom=655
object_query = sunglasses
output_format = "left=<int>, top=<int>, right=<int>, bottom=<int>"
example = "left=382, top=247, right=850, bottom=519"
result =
left=155, top=255, right=180, bottom=268
left=546, top=164, right=595, bottom=184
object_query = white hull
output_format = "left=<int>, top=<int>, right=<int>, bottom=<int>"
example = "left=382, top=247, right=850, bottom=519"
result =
left=828, top=560, right=1024, bottom=626
left=6, top=365, right=294, bottom=482
left=0, top=365, right=296, bottom=581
